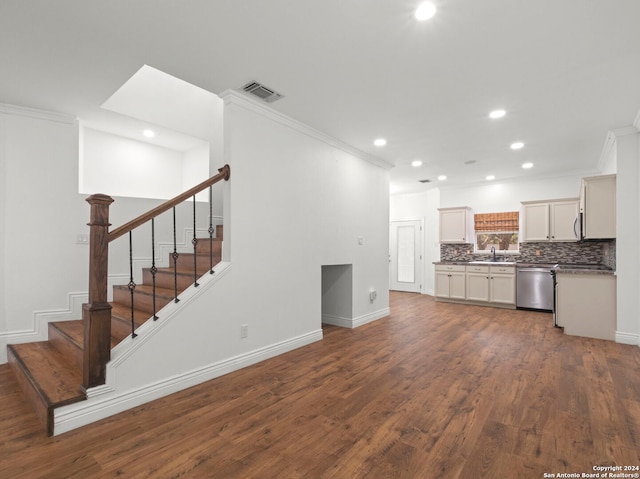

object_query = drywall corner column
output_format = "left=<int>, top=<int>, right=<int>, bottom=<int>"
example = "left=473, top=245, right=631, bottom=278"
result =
left=220, top=99, right=232, bottom=263
left=424, top=188, right=441, bottom=296
left=0, top=111, right=6, bottom=334
left=614, top=127, right=640, bottom=344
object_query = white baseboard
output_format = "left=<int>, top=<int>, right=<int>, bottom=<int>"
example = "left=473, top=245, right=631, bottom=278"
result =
left=322, top=307, right=390, bottom=329
left=615, top=331, right=640, bottom=346
left=353, top=308, right=390, bottom=328
left=53, top=328, right=323, bottom=435
left=321, top=314, right=352, bottom=328
left=0, top=292, right=87, bottom=363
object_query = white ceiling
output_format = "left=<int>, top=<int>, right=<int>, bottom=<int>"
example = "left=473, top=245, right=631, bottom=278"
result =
left=1, top=1, right=639, bottom=194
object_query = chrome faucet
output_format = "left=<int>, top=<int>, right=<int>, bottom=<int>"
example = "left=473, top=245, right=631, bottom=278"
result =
left=491, top=246, right=496, bottom=262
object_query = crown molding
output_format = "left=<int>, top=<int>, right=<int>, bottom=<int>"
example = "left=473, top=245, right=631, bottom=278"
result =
left=0, top=102, right=76, bottom=124
left=219, top=89, right=394, bottom=171
left=610, top=125, right=638, bottom=138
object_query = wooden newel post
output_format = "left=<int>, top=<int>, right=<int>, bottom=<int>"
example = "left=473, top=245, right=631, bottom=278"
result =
left=83, top=194, right=114, bottom=390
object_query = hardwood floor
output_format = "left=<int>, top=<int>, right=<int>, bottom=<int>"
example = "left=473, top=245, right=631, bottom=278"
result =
left=1, top=292, right=639, bottom=478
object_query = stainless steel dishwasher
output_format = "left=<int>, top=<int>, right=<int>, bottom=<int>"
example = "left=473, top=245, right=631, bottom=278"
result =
left=516, top=267, right=553, bottom=311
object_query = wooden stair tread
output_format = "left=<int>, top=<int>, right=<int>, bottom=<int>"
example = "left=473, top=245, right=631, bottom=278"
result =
left=8, top=342, right=84, bottom=407
left=112, top=284, right=175, bottom=298
left=50, top=320, right=84, bottom=347
left=110, top=304, right=151, bottom=324
left=147, top=266, right=208, bottom=276
left=51, top=320, right=124, bottom=350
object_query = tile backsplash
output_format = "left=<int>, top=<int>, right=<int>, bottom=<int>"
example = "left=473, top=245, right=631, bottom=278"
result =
left=440, top=240, right=616, bottom=269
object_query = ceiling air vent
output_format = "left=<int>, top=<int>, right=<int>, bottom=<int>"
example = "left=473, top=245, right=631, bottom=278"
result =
left=242, top=81, right=284, bottom=103
left=419, top=179, right=431, bottom=183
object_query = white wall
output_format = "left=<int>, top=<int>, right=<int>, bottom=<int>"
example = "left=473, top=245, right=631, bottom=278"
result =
left=0, top=108, right=88, bottom=361
left=222, top=91, right=391, bottom=332
left=440, top=174, right=583, bottom=212
left=80, top=128, right=186, bottom=200
left=183, top=142, right=210, bottom=201
left=80, top=126, right=218, bottom=213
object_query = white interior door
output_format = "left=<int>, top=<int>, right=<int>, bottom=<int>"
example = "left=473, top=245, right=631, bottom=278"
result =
left=390, top=220, right=423, bottom=293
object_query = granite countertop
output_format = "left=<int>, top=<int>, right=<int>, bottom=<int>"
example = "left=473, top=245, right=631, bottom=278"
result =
left=433, top=261, right=473, bottom=266
left=553, top=265, right=615, bottom=275
left=434, top=261, right=615, bottom=275
left=434, top=261, right=525, bottom=266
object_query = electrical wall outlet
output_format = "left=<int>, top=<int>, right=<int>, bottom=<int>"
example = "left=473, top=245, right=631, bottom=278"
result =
left=369, top=290, right=377, bottom=302
left=240, top=324, right=248, bottom=339
left=76, top=234, right=89, bottom=245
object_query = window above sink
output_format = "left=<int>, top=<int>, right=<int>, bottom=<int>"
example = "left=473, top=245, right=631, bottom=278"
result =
left=474, top=211, right=520, bottom=253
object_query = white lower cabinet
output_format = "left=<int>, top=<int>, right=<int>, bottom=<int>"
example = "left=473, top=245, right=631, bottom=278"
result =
left=435, top=265, right=466, bottom=300
left=437, top=264, right=515, bottom=308
left=466, top=266, right=490, bottom=302
left=489, top=269, right=516, bottom=305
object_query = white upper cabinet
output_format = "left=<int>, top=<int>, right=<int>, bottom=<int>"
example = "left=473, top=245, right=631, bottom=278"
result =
left=521, top=202, right=550, bottom=241
left=438, top=207, right=474, bottom=243
left=550, top=200, right=580, bottom=241
left=521, top=199, right=578, bottom=242
left=581, top=175, right=616, bottom=239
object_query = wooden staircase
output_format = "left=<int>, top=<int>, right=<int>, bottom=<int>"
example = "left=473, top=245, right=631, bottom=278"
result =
left=7, top=226, right=223, bottom=436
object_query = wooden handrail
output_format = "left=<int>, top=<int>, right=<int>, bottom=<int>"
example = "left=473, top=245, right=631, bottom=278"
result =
left=108, top=164, right=230, bottom=242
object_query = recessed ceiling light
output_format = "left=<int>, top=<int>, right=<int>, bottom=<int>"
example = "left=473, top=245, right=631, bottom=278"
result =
left=411, top=160, right=423, bottom=167
left=489, top=109, right=506, bottom=119
left=437, top=175, right=447, bottom=181
left=415, top=2, right=437, bottom=21
left=522, top=162, right=534, bottom=169
left=486, top=175, right=496, bottom=181
left=374, top=138, right=387, bottom=147
left=510, top=141, right=524, bottom=150
left=143, top=129, right=155, bottom=138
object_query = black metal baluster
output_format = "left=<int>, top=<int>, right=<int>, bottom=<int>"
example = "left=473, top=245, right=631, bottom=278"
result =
left=192, top=195, right=199, bottom=287
left=151, top=218, right=158, bottom=320
left=172, top=206, right=180, bottom=303
left=128, top=232, right=138, bottom=338
left=208, top=186, right=215, bottom=274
